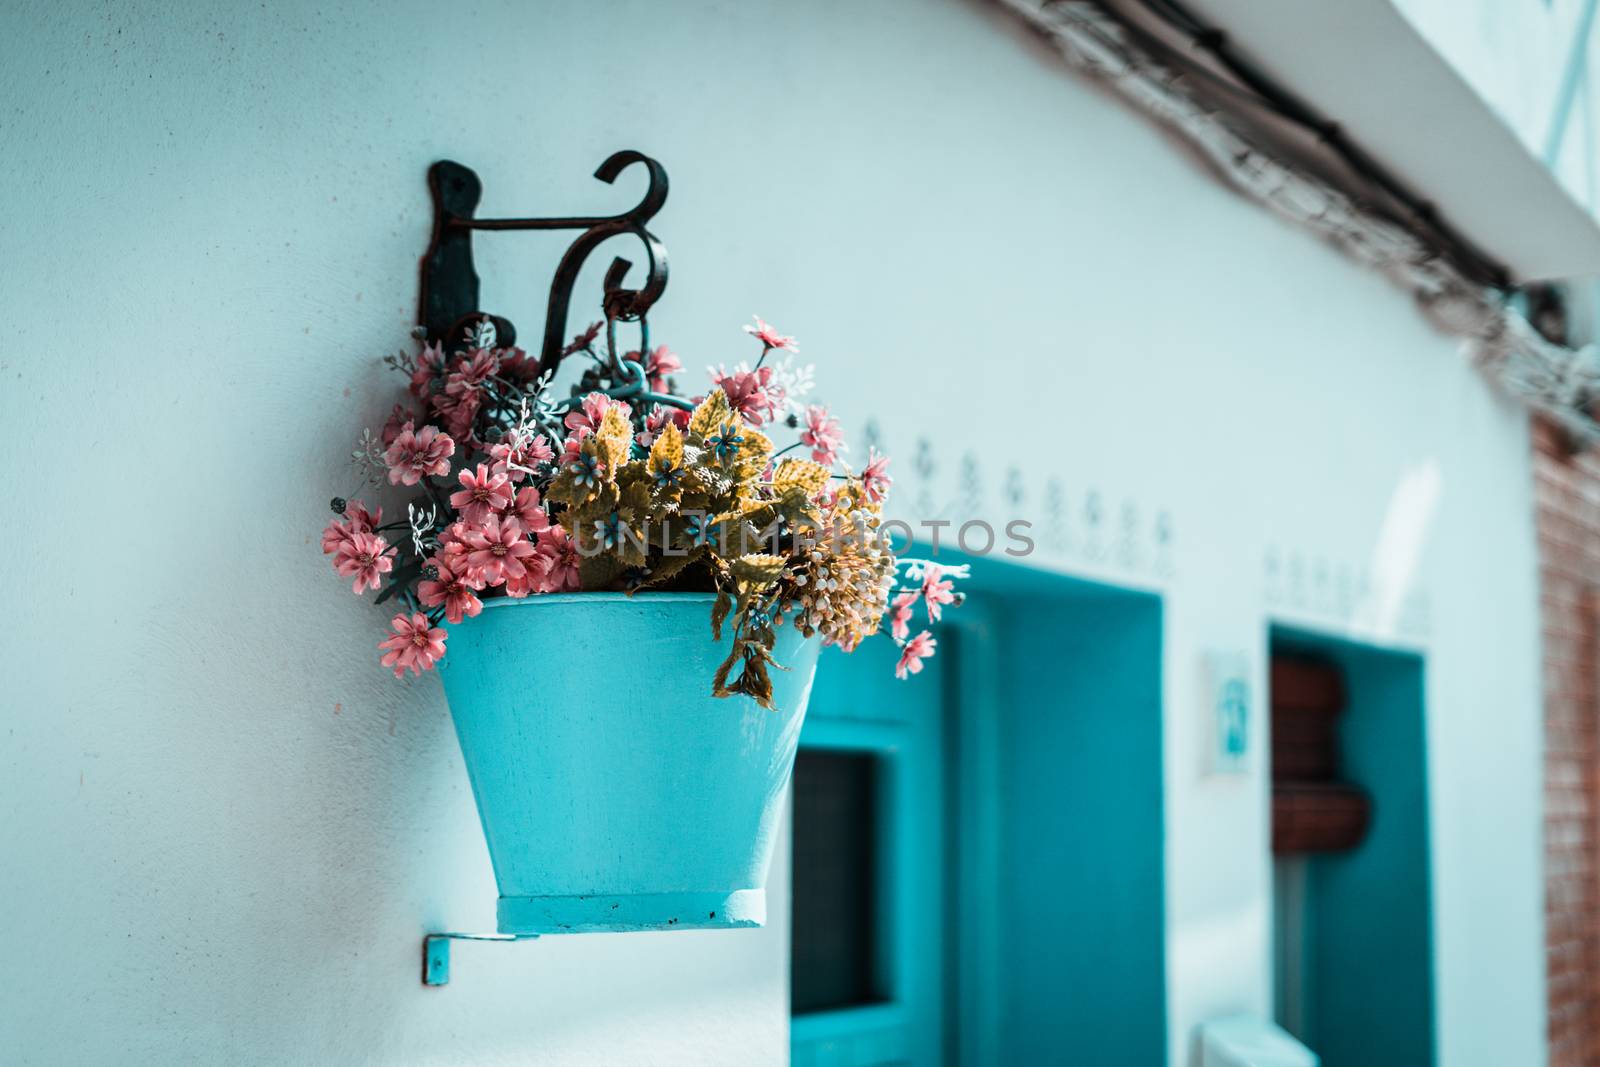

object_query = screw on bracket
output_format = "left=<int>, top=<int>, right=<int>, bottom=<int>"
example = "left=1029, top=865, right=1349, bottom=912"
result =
left=422, top=931, right=537, bottom=987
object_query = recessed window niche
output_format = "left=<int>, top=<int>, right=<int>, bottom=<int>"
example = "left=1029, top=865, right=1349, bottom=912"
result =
left=1270, top=628, right=1432, bottom=1067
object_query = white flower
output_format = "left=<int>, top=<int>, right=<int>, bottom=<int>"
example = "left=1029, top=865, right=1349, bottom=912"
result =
left=408, top=502, right=441, bottom=557
left=766, top=352, right=816, bottom=415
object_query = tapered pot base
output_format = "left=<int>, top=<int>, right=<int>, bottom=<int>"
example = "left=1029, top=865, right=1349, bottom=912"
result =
left=438, top=593, right=820, bottom=935
left=497, top=888, right=766, bottom=934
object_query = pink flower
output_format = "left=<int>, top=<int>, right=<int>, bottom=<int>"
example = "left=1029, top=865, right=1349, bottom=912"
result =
left=889, top=591, right=916, bottom=641
left=489, top=432, right=554, bottom=481
left=435, top=521, right=475, bottom=582
left=346, top=501, right=380, bottom=534
left=562, top=321, right=603, bottom=357
left=384, top=423, right=456, bottom=486
left=381, top=405, right=417, bottom=448
left=461, top=516, right=537, bottom=587
left=860, top=449, right=892, bottom=504
left=433, top=387, right=480, bottom=443
left=632, top=345, right=682, bottom=391
left=920, top=565, right=956, bottom=623
left=333, top=531, right=394, bottom=594
left=409, top=341, right=446, bottom=399
left=895, top=631, right=937, bottom=680
left=709, top=364, right=783, bottom=425
left=323, top=501, right=385, bottom=564
left=378, top=612, right=447, bottom=678
left=564, top=392, right=632, bottom=437
left=321, top=517, right=356, bottom=555
left=502, top=551, right=549, bottom=598
left=498, top=347, right=541, bottom=384
left=504, top=486, right=551, bottom=533
left=635, top=405, right=691, bottom=449
left=450, top=464, right=513, bottom=526
left=800, top=405, right=846, bottom=466
left=417, top=556, right=483, bottom=624
left=535, top=525, right=582, bottom=592
left=445, top=349, right=500, bottom=397
left=636, top=407, right=666, bottom=449
left=744, top=315, right=798, bottom=353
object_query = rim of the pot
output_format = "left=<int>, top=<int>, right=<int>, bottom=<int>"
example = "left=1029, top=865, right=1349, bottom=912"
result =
left=476, top=591, right=718, bottom=612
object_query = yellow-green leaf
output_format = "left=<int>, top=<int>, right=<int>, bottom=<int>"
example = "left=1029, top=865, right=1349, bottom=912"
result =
left=688, top=389, right=734, bottom=441
left=590, top=409, right=632, bottom=471
left=547, top=448, right=613, bottom=508
left=729, top=552, right=787, bottom=586
left=711, top=590, right=734, bottom=641
left=772, top=458, right=830, bottom=497
left=727, top=424, right=772, bottom=485
left=649, top=420, right=684, bottom=470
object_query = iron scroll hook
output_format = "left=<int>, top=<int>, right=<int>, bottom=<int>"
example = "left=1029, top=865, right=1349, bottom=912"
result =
left=416, top=151, right=669, bottom=378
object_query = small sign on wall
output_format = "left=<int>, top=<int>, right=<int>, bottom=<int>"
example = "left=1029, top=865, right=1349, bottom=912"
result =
left=1205, top=651, right=1251, bottom=775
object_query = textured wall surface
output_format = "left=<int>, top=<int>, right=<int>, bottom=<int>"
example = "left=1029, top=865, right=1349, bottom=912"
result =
left=1535, top=418, right=1600, bottom=1067
left=0, top=0, right=1545, bottom=1064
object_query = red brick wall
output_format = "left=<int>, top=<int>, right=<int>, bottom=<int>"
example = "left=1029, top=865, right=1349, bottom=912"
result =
left=1537, top=417, right=1600, bottom=1067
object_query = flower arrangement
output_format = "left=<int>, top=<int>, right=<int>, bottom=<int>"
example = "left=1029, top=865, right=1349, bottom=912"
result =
left=321, top=315, right=963, bottom=706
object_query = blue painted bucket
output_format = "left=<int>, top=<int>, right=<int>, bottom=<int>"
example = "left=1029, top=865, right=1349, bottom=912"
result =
left=437, top=592, right=820, bottom=934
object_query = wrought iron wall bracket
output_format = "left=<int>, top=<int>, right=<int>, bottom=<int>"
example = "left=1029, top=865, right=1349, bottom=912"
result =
left=422, top=931, right=539, bottom=987
left=417, top=151, right=670, bottom=380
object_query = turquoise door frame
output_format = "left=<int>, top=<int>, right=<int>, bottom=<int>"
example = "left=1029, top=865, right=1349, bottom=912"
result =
left=790, top=609, right=1006, bottom=1067
left=790, top=636, right=950, bottom=1066
left=789, top=556, right=1167, bottom=1065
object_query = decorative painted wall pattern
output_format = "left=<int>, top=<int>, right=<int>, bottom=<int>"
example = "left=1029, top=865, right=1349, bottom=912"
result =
left=1263, top=546, right=1433, bottom=642
left=876, top=426, right=1427, bottom=642
left=875, top=430, right=1176, bottom=585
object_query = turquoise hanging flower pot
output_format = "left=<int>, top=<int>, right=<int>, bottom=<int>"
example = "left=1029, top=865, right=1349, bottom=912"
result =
left=438, top=592, right=820, bottom=935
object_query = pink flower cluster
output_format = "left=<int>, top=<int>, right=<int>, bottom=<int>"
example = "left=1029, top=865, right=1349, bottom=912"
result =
left=488, top=428, right=555, bottom=481
left=324, top=313, right=955, bottom=687
left=322, top=502, right=395, bottom=594
left=710, top=363, right=784, bottom=426
left=384, top=423, right=455, bottom=486
left=414, top=468, right=580, bottom=639
left=380, top=614, right=447, bottom=678
left=888, top=563, right=957, bottom=678
left=405, top=340, right=542, bottom=445
left=322, top=399, right=581, bottom=676
left=800, top=405, right=845, bottom=466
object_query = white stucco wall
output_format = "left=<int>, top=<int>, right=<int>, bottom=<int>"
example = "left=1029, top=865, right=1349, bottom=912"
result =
left=0, top=1, right=1544, bottom=1065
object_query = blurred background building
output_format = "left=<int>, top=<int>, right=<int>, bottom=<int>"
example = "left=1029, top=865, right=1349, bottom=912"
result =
left=10, top=1, right=1600, bottom=1065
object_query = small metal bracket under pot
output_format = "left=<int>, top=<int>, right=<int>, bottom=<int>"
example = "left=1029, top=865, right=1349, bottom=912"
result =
left=422, top=932, right=539, bottom=987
